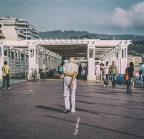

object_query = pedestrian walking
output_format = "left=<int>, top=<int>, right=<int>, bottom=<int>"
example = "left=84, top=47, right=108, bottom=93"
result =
left=103, top=61, right=109, bottom=87
left=140, top=63, right=144, bottom=85
left=100, top=63, right=104, bottom=83
left=95, top=62, right=100, bottom=82
left=2, top=61, right=11, bottom=90
left=109, top=61, right=117, bottom=87
left=63, top=57, right=78, bottom=113
left=78, top=64, right=82, bottom=78
left=139, top=69, right=142, bottom=84
left=125, top=62, right=136, bottom=94
left=58, top=64, right=63, bottom=79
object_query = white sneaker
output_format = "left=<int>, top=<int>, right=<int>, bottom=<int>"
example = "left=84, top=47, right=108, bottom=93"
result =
left=71, top=109, right=76, bottom=113
left=7, top=87, right=11, bottom=90
left=104, top=85, right=106, bottom=87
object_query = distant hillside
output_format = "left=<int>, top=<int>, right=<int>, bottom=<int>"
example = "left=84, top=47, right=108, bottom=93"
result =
left=39, top=30, right=95, bottom=39
left=39, top=30, right=144, bottom=56
left=39, top=30, right=144, bottom=41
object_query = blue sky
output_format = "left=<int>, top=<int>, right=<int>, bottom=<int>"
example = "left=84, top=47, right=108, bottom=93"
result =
left=0, top=0, right=144, bottom=35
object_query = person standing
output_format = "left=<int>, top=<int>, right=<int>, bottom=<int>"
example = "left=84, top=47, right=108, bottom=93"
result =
left=125, top=62, right=136, bottom=94
left=63, top=57, right=78, bottom=113
left=78, top=64, right=82, bottom=78
left=103, top=61, right=110, bottom=87
left=140, top=63, right=144, bottom=85
left=2, top=61, right=11, bottom=90
left=100, top=63, right=104, bottom=83
left=132, top=63, right=135, bottom=89
left=139, top=69, right=142, bottom=84
left=109, top=61, right=117, bottom=87
left=95, top=62, right=100, bottom=82
left=58, top=64, right=63, bottom=79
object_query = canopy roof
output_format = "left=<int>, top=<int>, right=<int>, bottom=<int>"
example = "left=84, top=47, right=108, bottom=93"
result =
left=1, top=39, right=131, bottom=59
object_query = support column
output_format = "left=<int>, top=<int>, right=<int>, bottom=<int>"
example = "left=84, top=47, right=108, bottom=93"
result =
left=0, top=45, right=4, bottom=80
left=120, top=46, right=127, bottom=74
left=118, top=46, right=122, bottom=74
left=49, top=56, right=52, bottom=70
left=28, top=45, right=37, bottom=79
left=87, top=44, right=96, bottom=81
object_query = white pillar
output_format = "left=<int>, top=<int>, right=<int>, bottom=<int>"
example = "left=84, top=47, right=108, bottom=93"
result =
left=118, top=47, right=122, bottom=74
left=120, top=46, right=127, bottom=74
left=48, top=56, right=50, bottom=70
left=51, top=56, right=54, bottom=69
left=28, top=45, right=38, bottom=79
left=0, top=45, right=4, bottom=80
left=87, top=44, right=96, bottom=81
left=36, top=46, right=39, bottom=70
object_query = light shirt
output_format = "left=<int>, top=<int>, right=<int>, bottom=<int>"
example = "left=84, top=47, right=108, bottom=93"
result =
left=95, top=65, right=100, bottom=74
left=59, top=66, right=63, bottom=72
left=104, top=66, right=109, bottom=74
left=140, top=64, right=144, bottom=76
left=63, top=62, right=78, bottom=75
left=110, top=65, right=117, bottom=74
left=2, top=65, right=10, bottom=76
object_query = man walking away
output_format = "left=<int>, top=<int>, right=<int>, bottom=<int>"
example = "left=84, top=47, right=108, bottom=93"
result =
left=78, top=64, right=82, bottom=78
left=63, top=57, right=78, bottom=113
left=140, top=63, right=144, bottom=85
left=2, top=61, right=11, bottom=90
left=126, top=62, right=135, bottom=94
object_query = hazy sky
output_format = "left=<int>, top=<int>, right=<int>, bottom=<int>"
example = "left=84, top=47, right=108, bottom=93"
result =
left=0, top=0, right=144, bottom=35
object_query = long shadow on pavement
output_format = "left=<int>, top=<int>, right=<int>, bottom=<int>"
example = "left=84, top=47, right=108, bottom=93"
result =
left=45, top=115, right=144, bottom=139
left=56, top=105, right=144, bottom=121
left=36, top=105, right=64, bottom=113
left=76, top=100, right=144, bottom=111
left=77, top=94, right=144, bottom=104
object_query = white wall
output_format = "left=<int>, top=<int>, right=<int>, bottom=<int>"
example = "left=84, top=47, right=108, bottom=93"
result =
left=2, top=26, right=18, bottom=40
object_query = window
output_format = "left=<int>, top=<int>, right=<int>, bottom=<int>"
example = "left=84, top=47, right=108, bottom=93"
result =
left=11, top=52, right=14, bottom=59
left=4, top=50, right=7, bottom=56
left=122, top=49, right=124, bottom=58
left=89, top=48, right=94, bottom=58
left=117, top=52, right=118, bottom=58
left=21, top=54, right=24, bottom=60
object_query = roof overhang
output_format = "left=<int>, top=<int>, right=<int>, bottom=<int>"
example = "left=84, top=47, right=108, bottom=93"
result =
left=0, top=39, right=132, bottom=59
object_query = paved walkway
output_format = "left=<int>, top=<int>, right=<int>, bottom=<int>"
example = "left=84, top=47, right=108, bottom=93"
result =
left=0, top=79, right=26, bottom=86
left=0, top=80, right=144, bottom=139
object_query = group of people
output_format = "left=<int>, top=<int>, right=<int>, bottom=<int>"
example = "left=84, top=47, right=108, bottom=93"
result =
left=39, top=67, right=60, bottom=79
left=95, top=60, right=144, bottom=95
left=1, top=59, right=144, bottom=114
left=125, top=62, right=144, bottom=94
left=1, top=58, right=78, bottom=114
left=95, top=61, right=118, bottom=87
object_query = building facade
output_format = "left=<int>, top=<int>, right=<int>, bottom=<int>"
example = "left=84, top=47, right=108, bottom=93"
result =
left=128, top=55, right=142, bottom=67
left=0, top=17, right=39, bottom=40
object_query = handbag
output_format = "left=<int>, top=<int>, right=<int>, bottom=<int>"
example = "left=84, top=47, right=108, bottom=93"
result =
left=124, top=72, right=129, bottom=80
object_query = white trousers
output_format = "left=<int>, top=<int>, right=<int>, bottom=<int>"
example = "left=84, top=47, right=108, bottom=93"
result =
left=64, top=77, right=77, bottom=111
